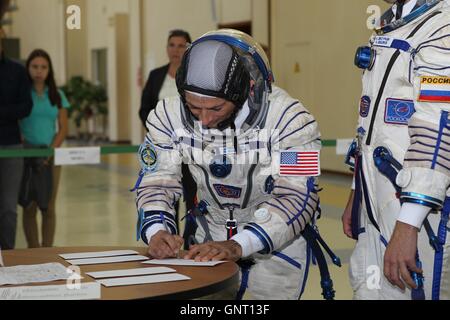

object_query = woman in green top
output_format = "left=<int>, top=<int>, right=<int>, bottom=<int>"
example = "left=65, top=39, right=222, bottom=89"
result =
left=20, top=49, right=70, bottom=248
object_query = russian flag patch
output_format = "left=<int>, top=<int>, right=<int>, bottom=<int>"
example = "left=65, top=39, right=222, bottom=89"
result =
left=418, top=76, right=450, bottom=103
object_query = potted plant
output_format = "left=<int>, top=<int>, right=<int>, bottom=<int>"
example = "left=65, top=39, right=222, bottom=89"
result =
left=61, top=76, right=108, bottom=141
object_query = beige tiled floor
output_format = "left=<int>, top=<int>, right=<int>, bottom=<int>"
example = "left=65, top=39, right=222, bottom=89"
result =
left=14, top=154, right=355, bottom=300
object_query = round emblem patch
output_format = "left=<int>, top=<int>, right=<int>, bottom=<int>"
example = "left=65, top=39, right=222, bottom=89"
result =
left=138, top=143, right=158, bottom=173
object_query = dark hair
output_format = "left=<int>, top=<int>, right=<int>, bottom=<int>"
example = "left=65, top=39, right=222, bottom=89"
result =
left=0, top=0, right=10, bottom=20
left=168, top=29, right=192, bottom=44
left=26, top=49, right=62, bottom=109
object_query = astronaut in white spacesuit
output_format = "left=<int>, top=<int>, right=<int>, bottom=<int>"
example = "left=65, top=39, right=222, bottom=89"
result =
left=342, top=0, right=450, bottom=300
left=133, top=29, right=330, bottom=300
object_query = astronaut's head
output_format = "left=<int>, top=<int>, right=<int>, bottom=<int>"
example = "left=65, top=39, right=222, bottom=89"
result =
left=176, top=29, right=273, bottom=132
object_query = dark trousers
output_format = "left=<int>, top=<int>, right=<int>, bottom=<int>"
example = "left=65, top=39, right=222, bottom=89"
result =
left=0, top=145, right=24, bottom=250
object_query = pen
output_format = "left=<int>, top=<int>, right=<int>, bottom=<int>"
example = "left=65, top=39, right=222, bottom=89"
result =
left=160, top=213, right=181, bottom=259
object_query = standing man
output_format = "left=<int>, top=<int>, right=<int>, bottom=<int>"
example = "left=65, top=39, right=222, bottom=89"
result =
left=0, top=0, right=33, bottom=250
left=134, top=29, right=324, bottom=299
left=343, top=0, right=450, bottom=299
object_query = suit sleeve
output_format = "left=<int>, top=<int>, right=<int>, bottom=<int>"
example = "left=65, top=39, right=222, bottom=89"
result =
left=243, top=101, right=322, bottom=253
left=396, top=21, right=450, bottom=226
left=135, top=100, right=183, bottom=244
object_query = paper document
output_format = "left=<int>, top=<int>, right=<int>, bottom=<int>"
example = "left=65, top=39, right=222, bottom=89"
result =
left=68, top=255, right=148, bottom=266
left=0, top=282, right=101, bottom=300
left=86, top=267, right=176, bottom=279
left=143, top=259, right=226, bottom=267
left=59, top=250, right=139, bottom=260
left=0, top=263, right=75, bottom=286
left=336, top=139, right=354, bottom=155
left=54, top=147, right=101, bottom=166
left=97, top=273, right=191, bottom=287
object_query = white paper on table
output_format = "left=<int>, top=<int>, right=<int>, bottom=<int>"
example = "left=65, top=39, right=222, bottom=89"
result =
left=0, top=263, right=76, bottom=286
left=86, top=267, right=176, bottom=279
left=0, top=282, right=101, bottom=300
left=142, top=259, right=226, bottom=267
left=336, top=139, right=354, bottom=155
left=67, top=255, right=149, bottom=266
left=59, top=250, right=139, bottom=260
left=97, top=273, right=191, bottom=287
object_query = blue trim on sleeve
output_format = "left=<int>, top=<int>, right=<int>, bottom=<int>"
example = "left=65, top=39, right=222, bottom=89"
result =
left=244, top=223, right=274, bottom=254
left=147, top=121, right=172, bottom=138
left=276, top=120, right=317, bottom=144
left=162, top=99, right=175, bottom=131
left=278, top=111, right=308, bottom=136
left=432, top=111, right=450, bottom=170
left=401, top=192, right=443, bottom=210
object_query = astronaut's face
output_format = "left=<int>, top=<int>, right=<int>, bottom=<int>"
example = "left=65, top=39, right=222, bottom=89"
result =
left=185, top=92, right=236, bottom=129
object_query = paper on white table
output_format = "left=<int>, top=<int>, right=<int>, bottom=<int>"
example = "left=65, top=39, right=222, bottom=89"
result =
left=97, top=273, right=191, bottom=287
left=86, top=267, right=176, bottom=279
left=67, top=255, right=148, bottom=266
left=59, top=250, right=139, bottom=260
left=142, top=259, right=226, bottom=267
left=336, top=139, right=354, bottom=155
left=0, top=263, right=75, bottom=286
left=0, top=282, right=101, bottom=300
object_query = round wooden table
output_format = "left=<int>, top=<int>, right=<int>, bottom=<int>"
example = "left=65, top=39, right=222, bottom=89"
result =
left=1, top=246, right=240, bottom=300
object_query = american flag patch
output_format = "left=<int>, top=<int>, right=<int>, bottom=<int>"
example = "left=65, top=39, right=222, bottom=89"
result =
left=279, top=151, right=320, bottom=176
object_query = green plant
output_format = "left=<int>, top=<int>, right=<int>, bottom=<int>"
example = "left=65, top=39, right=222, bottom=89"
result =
left=61, top=76, right=108, bottom=129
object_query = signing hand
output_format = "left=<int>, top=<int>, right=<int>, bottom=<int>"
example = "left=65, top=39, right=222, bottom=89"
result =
left=384, top=221, right=422, bottom=290
left=148, top=230, right=184, bottom=259
left=183, top=240, right=242, bottom=262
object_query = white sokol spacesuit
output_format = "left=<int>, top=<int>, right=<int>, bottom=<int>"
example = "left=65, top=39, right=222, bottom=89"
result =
left=349, top=0, right=450, bottom=299
left=134, top=30, right=324, bottom=300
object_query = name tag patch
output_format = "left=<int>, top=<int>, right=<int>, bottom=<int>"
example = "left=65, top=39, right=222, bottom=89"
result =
left=360, top=96, right=371, bottom=118
left=384, top=99, right=415, bottom=125
left=213, top=184, right=242, bottom=199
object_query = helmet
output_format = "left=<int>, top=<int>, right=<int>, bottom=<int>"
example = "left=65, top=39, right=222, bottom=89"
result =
left=176, top=29, right=274, bottom=134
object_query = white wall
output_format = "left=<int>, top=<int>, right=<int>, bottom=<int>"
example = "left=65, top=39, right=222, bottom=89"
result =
left=252, top=0, right=269, bottom=47
left=271, top=0, right=389, bottom=172
left=142, top=0, right=217, bottom=77
left=85, top=0, right=130, bottom=142
left=129, top=0, right=143, bottom=145
left=9, top=0, right=66, bottom=85
left=219, top=0, right=251, bottom=23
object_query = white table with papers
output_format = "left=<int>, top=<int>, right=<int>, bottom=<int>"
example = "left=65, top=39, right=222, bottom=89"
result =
left=0, top=246, right=239, bottom=300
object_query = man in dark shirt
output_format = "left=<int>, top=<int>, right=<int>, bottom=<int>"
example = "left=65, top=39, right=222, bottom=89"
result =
left=0, top=0, right=33, bottom=249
